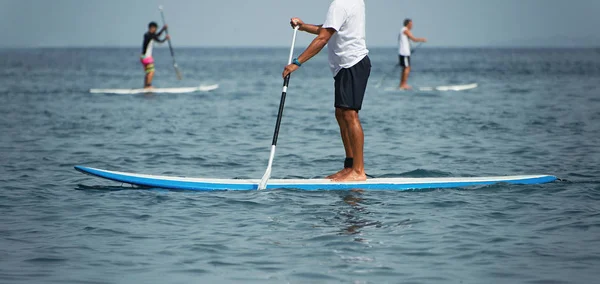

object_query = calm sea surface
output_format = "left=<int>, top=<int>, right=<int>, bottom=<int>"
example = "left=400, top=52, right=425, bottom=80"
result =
left=0, top=47, right=599, bottom=283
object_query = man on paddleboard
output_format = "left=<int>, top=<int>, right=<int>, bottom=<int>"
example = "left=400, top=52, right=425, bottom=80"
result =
left=283, top=0, right=371, bottom=182
left=141, top=22, right=169, bottom=89
left=398, top=19, right=426, bottom=90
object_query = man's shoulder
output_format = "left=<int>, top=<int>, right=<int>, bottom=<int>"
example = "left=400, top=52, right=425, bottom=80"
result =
left=329, top=0, right=343, bottom=9
left=333, top=0, right=364, bottom=4
left=331, top=0, right=364, bottom=14
left=331, top=0, right=358, bottom=9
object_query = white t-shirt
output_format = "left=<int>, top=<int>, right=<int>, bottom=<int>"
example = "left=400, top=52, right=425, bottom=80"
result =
left=322, top=0, right=369, bottom=76
left=398, top=27, right=411, bottom=56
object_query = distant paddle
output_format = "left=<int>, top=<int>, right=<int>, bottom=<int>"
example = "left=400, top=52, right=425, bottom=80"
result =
left=376, top=42, right=424, bottom=88
left=411, top=42, right=424, bottom=54
left=258, top=27, right=299, bottom=190
left=159, top=6, right=183, bottom=80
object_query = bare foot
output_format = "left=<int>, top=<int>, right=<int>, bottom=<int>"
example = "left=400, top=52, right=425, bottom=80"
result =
left=333, top=170, right=367, bottom=182
left=399, top=84, right=412, bottom=90
left=326, top=168, right=351, bottom=180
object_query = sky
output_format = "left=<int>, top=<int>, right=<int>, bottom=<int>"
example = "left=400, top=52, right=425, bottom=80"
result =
left=1, top=0, right=599, bottom=48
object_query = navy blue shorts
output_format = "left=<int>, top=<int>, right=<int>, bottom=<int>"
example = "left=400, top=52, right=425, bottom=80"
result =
left=334, top=56, right=371, bottom=111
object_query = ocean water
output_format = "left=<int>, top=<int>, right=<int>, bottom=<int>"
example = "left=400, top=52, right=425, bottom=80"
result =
left=0, top=47, right=599, bottom=283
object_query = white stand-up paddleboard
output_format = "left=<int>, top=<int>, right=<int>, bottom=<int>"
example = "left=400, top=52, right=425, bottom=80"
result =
left=418, top=83, right=478, bottom=92
left=75, top=166, right=556, bottom=191
left=90, top=84, right=219, bottom=95
left=385, top=83, right=478, bottom=92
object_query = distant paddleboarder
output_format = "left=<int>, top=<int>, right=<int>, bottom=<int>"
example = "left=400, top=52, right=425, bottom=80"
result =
left=141, top=22, right=170, bottom=89
left=283, top=0, right=371, bottom=182
left=398, top=19, right=426, bottom=90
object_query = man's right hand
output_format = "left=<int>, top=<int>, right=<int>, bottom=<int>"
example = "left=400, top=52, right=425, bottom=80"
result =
left=290, top=18, right=304, bottom=30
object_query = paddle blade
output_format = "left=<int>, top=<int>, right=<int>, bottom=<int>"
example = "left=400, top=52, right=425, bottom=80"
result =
left=258, top=167, right=271, bottom=190
left=258, top=145, right=277, bottom=190
left=174, top=66, right=182, bottom=80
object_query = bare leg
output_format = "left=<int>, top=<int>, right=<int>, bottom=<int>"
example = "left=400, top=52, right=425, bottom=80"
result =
left=144, top=71, right=155, bottom=89
left=334, top=109, right=367, bottom=182
left=337, top=108, right=354, bottom=159
left=327, top=108, right=354, bottom=179
left=399, top=67, right=411, bottom=90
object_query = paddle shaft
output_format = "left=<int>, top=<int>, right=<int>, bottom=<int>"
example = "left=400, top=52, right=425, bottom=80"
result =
left=272, top=27, right=299, bottom=146
left=258, top=27, right=299, bottom=190
left=411, top=42, right=423, bottom=54
left=159, top=7, right=182, bottom=80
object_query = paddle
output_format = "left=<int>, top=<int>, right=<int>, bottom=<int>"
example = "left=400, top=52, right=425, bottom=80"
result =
left=159, top=6, right=183, bottom=80
left=411, top=42, right=424, bottom=54
left=376, top=42, right=424, bottom=88
left=258, top=27, right=300, bottom=190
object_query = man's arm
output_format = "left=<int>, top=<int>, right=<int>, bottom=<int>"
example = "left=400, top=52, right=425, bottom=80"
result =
left=297, top=27, right=335, bottom=63
left=300, top=24, right=323, bottom=35
left=404, top=30, right=427, bottom=43
left=157, top=25, right=168, bottom=36
left=282, top=27, right=335, bottom=78
left=290, top=17, right=322, bottom=35
left=153, top=34, right=170, bottom=43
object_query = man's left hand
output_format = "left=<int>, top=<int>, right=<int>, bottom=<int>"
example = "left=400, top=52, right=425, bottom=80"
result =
left=282, top=63, right=299, bottom=78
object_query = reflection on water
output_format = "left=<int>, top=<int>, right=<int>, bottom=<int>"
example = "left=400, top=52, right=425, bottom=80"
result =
left=339, top=191, right=382, bottom=240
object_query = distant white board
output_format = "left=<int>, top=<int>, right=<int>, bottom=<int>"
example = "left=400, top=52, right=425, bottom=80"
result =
left=90, top=84, right=219, bottom=95
left=418, top=83, right=478, bottom=92
left=385, top=83, right=478, bottom=92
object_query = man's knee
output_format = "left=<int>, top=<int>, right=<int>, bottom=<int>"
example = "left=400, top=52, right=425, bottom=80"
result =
left=339, top=109, right=359, bottom=121
left=335, top=108, right=344, bottom=118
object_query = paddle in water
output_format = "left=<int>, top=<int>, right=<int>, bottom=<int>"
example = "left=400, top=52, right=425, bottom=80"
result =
left=258, top=27, right=299, bottom=190
left=159, top=6, right=183, bottom=80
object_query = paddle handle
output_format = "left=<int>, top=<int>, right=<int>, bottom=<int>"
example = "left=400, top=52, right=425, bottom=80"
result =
left=159, top=6, right=183, bottom=80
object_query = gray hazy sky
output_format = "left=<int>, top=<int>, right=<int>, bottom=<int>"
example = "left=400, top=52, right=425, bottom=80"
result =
left=1, top=0, right=599, bottom=48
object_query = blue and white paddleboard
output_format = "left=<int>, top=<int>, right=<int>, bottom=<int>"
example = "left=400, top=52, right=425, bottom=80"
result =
left=75, top=166, right=556, bottom=191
